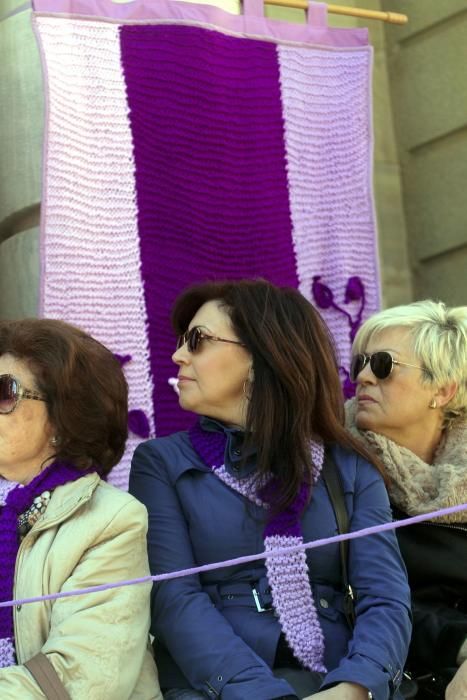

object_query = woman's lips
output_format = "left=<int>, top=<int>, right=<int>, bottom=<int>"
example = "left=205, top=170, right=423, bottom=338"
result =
left=177, top=376, right=195, bottom=383
left=357, top=394, right=377, bottom=403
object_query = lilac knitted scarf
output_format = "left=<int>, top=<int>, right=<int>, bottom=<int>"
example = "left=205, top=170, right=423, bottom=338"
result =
left=189, top=420, right=327, bottom=672
left=0, top=462, right=88, bottom=667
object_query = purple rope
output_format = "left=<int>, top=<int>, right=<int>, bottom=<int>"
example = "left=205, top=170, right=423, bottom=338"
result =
left=1, top=502, right=465, bottom=609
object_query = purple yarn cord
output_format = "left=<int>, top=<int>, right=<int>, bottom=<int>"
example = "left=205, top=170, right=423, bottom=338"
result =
left=0, top=502, right=465, bottom=610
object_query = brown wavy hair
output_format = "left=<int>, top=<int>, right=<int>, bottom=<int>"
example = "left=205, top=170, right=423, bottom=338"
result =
left=0, top=318, right=128, bottom=475
left=172, top=279, right=384, bottom=511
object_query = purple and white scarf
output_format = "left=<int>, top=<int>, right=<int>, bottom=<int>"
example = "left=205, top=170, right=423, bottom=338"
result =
left=0, top=463, right=89, bottom=668
left=189, top=420, right=327, bottom=672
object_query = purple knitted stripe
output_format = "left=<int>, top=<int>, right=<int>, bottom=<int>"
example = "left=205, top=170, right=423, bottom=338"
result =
left=120, top=25, right=298, bottom=436
left=262, top=481, right=310, bottom=538
left=189, top=422, right=226, bottom=469
left=0, top=462, right=89, bottom=663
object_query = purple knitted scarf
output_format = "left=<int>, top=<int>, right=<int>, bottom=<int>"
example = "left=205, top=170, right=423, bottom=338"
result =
left=189, top=420, right=327, bottom=672
left=0, top=461, right=88, bottom=667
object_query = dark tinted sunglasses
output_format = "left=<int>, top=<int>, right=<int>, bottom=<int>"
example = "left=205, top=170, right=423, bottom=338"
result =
left=350, top=351, right=424, bottom=382
left=176, top=326, right=246, bottom=353
left=0, top=374, right=47, bottom=415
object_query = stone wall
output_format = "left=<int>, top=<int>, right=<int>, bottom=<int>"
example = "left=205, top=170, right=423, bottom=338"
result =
left=382, top=0, right=467, bottom=306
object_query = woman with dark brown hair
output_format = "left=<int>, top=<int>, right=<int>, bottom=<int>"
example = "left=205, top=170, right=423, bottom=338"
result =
left=0, top=318, right=162, bottom=699
left=130, top=279, right=411, bottom=700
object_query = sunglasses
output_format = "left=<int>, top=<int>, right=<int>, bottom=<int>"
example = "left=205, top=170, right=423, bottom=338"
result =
left=176, top=326, right=246, bottom=353
left=0, top=374, right=47, bottom=415
left=350, top=351, right=424, bottom=383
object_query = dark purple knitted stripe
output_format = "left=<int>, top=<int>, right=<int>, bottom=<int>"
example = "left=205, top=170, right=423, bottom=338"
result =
left=120, top=25, right=298, bottom=436
left=0, top=462, right=86, bottom=640
left=262, top=480, right=310, bottom=538
left=189, top=421, right=226, bottom=469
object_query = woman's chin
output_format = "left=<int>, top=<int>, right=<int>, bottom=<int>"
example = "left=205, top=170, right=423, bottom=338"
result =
left=178, top=395, right=199, bottom=414
left=355, top=409, right=378, bottom=432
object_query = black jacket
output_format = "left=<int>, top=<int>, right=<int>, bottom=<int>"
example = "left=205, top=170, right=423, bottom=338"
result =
left=394, top=508, right=467, bottom=674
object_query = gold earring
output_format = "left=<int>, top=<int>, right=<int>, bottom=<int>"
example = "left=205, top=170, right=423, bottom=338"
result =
left=429, top=398, right=437, bottom=409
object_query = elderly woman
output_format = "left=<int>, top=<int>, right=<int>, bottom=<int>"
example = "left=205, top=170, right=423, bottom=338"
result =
left=345, top=300, right=467, bottom=700
left=130, top=279, right=411, bottom=700
left=0, top=318, right=162, bottom=699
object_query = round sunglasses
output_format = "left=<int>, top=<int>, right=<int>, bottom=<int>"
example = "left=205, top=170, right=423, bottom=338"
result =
left=350, top=351, right=424, bottom=383
left=176, top=326, right=246, bottom=353
left=0, top=374, right=47, bottom=415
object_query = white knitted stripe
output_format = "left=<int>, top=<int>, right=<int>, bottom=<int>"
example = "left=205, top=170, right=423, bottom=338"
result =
left=278, top=44, right=380, bottom=368
left=265, top=534, right=326, bottom=672
left=0, top=637, right=16, bottom=668
left=34, top=16, right=154, bottom=489
left=214, top=465, right=266, bottom=508
left=0, top=479, right=16, bottom=505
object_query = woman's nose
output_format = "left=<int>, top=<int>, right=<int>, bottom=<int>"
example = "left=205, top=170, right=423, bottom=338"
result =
left=172, top=345, right=189, bottom=365
left=357, top=361, right=376, bottom=385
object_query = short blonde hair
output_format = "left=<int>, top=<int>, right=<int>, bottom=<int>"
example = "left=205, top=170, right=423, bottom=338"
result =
left=352, top=300, right=467, bottom=426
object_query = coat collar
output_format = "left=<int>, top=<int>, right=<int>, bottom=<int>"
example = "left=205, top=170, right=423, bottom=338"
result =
left=31, top=472, right=101, bottom=532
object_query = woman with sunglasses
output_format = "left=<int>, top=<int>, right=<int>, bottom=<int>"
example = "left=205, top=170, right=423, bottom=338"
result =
left=130, top=279, right=411, bottom=700
left=345, top=300, right=467, bottom=700
left=0, top=318, right=162, bottom=699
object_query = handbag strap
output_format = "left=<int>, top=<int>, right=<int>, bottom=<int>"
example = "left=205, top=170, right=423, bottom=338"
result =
left=321, top=454, right=356, bottom=628
left=24, top=653, right=71, bottom=700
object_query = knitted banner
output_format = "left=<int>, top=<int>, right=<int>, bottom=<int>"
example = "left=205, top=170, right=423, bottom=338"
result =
left=32, top=0, right=380, bottom=489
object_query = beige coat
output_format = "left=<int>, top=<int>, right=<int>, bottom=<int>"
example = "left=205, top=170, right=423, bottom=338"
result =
left=0, top=473, right=163, bottom=700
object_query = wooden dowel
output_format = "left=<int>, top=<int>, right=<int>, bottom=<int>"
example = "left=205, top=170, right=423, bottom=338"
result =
left=264, top=0, right=408, bottom=24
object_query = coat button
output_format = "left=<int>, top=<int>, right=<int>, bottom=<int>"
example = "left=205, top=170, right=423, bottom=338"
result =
left=16, top=605, right=22, bottom=612
left=217, top=675, right=223, bottom=682
left=233, top=449, right=241, bottom=456
left=319, top=598, right=329, bottom=609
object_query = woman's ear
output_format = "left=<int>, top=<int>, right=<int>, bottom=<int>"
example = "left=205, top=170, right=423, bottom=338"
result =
left=434, top=381, right=458, bottom=408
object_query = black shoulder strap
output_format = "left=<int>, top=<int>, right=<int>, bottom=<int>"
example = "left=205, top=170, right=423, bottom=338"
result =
left=321, top=453, right=356, bottom=628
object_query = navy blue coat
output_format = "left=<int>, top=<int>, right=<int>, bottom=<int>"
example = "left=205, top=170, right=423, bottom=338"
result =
left=130, top=427, right=411, bottom=700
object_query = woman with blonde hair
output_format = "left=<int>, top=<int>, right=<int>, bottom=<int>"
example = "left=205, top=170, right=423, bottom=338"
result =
left=346, top=300, right=467, bottom=699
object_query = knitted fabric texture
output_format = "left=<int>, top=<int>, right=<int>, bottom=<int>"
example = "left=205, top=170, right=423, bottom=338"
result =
left=189, top=419, right=327, bottom=672
left=0, top=462, right=87, bottom=668
left=33, top=0, right=380, bottom=489
left=346, top=398, right=467, bottom=524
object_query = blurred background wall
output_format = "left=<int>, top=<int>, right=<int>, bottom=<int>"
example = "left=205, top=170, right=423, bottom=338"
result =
left=0, top=0, right=465, bottom=320
left=382, top=0, right=467, bottom=306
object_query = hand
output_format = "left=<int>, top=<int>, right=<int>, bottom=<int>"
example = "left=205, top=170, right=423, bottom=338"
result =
left=446, top=660, right=467, bottom=699
left=304, top=682, right=369, bottom=700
